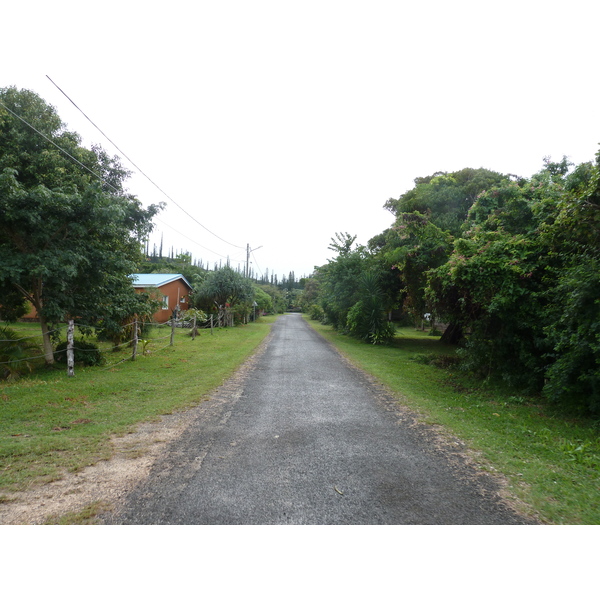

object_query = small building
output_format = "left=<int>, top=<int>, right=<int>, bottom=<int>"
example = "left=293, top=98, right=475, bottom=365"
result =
left=18, top=273, right=193, bottom=323
left=131, top=273, right=193, bottom=323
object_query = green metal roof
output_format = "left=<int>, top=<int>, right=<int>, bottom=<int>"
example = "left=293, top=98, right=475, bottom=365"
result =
left=130, top=274, right=193, bottom=289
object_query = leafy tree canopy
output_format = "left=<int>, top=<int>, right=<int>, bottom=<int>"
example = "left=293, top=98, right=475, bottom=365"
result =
left=314, top=233, right=394, bottom=341
left=384, top=167, right=509, bottom=236
left=313, top=151, right=600, bottom=414
left=426, top=152, right=600, bottom=412
left=0, top=87, right=162, bottom=364
left=193, top=265, right=254, bottom=310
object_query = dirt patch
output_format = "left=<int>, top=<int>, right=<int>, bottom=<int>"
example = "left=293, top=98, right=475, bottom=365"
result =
left=0, top=410, right=198, bottom=525
left=0, top=328, right=538, bottom=525
left=0, top=334, right=272, bottom=525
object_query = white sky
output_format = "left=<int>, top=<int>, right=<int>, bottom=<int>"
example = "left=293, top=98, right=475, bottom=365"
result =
left=2, top=0, right=599, bottom=279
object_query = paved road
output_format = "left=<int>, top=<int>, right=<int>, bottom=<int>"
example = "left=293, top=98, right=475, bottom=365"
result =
left=105, top=313, right=534, bottom=525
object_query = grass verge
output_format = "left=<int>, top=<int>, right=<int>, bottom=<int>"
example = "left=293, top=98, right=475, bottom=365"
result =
left=305, top=316, right=600, bottom=525
left=0, top=316, right=277, bottom=493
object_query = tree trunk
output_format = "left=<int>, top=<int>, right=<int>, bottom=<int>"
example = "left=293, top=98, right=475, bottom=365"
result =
left=39, top=316, right=55, bottom=365
left=25, top=279, right=54, bottom=365
left=440, top=322, right=463, bottom=345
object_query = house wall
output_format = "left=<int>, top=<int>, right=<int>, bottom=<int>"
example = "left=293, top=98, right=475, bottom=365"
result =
left=19, top=280, right=192, bottom=324
left=21, top=302, right=38, bottom=321
left=146, top=280, right=191, bottom=323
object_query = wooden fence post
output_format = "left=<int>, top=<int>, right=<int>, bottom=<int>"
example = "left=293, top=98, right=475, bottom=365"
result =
left=192, top=315, right=197, bottom=340
left=210, top=314, right=214, bottom=335
left=132, top=319, right=138, bottom=361
left=67, top=319, right=75, bottom=377
left=170, top=316, right=176, bottom=346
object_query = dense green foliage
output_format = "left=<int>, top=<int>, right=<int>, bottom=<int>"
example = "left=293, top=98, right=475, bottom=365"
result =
left=425, top=155, right=600, bottom=413
left=0, top=326, right=42, bottom=380
left=384, top=167, right=508, bottom=236
left=190, top=265, right=256, bottom=324
left=54, top=339, right=103, bottom=367
left=0, top=87, right=162, bottom=364
left=346, top=271, right=396, bottom=344
left=306, top=233, right=397, bottom=344
left=310, top=154, right=600, bottom=414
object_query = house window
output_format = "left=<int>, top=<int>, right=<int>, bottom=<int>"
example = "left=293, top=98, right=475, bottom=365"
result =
left=162, top=295, right=169, bottom=310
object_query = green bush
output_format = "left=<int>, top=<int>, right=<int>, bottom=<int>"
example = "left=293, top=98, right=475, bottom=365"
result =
left=54, top=339, right=104, bottom=366
left=0, top=327, right=42, bottom=380
left=346, top=300, right=395, bottom=344
left=308, top=304, right=324, bottom=321
left=345, top=271, right=396, bottom=345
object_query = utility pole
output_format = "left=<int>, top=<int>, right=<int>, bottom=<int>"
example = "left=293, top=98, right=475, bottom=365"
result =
left=246, top=244, right=263, bottom=279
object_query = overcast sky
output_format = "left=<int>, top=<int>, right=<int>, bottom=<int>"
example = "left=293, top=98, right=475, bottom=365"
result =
left=3, top=0, right=599, bottom=279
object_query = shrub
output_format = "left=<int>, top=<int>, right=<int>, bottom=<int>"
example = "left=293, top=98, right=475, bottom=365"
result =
left=308, top=304, right=324, bottom=321
left=54, top=339, right=104, bottom=366
left=0, top=327, right=42, bottom=380
left=345, top=271, right=396, bottom=345
left=347, top=300, right=396, bottom=344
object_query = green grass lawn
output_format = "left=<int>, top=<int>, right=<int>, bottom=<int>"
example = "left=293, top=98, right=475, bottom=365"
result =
left=305, top=316, right=600, bottom=525
left=3, top=315, right=599, bottom=524
left=0, top=317, right=276, bottom=495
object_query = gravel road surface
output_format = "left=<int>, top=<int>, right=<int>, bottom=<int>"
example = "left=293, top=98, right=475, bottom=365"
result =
left=105, top=313, right=534, bottom=525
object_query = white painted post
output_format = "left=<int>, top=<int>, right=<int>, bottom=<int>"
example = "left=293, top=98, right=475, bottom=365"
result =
left=132, top=319, right=138, bottom=361
left=67, top=319, right=75, bottom=377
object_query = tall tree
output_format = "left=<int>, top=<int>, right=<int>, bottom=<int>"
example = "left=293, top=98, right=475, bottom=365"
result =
left=0, top=87, right=161, bottom=364
left=374, top=212, right=453, bottom=328
left=384, top=167, right=509, bottom=236
left=192, top=266, right=254, bottom=312
left=425, top=155, right=600, bottom=409
left=541, top=155, right=600, bottom=412
left=316, top=233, right=365, bottom=330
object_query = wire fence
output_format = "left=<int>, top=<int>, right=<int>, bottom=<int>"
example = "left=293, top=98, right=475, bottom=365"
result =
left=0, top=314, right=222, bottom=378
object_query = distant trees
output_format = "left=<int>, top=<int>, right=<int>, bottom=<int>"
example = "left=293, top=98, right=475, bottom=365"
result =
left=256, top=284, right=287, bottom=314
left=0, top=87, right=162, bottom=364
left=139, top=252, right=207, bottom=294
left=423, top=156, right=599, bottom=410
left=384, top=167, right=509, bottom=236
left=309, top=153, right=600, bottom=414
left=311, top=233, right=395, bottom=344
left=190, top=266, right=254, bottom=324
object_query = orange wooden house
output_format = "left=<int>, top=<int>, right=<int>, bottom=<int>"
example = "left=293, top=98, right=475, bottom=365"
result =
left=131, top=273, right=193, bottom=323
left=20, top=273, right=193, bottom=324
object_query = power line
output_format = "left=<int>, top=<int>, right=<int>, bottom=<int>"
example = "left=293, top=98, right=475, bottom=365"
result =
left=0, top=99, right=121, bottom=194
left=251, top=249, right=264, bottom=278
left=45, top=75, right=246, bottom=250
left=152, top=216, right=250, bottom=268
left=1, top=92, right=239, bottom=265
left=152, top=217, right=232, bottom=260
left=2, top=82, right=260, bottom=274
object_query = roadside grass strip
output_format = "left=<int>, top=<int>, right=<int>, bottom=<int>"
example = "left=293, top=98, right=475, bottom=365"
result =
left=305, top=316, right=600, bottom=525
left=0, top=317, right=276, bottom=493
